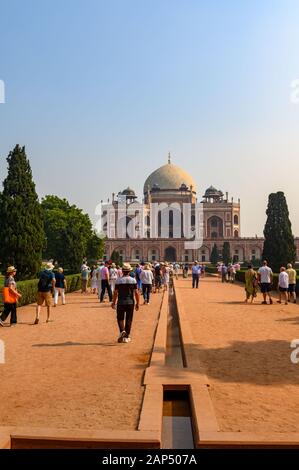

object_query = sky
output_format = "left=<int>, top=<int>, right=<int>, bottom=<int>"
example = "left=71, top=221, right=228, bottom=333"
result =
left=0, top=0, right=299, bottom=236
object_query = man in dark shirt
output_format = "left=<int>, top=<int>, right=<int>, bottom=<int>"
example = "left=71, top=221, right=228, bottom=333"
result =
left=34, top=262, right=56, bottom=324
left=112, top=263, right=140, bottom=343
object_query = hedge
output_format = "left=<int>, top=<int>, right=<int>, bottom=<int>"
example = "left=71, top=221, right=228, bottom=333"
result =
left=0, top=273, right=81, bottom=312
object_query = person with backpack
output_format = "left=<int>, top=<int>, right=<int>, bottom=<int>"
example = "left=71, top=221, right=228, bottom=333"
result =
left=0, top=266, right=21, bottom=327
left=34, top=262, right=56, bottom=324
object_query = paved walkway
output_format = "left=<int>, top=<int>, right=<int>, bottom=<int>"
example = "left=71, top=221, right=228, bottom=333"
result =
left=175, top=276, right=299, bottom=433
left=0, top=290, right=162, bottom=431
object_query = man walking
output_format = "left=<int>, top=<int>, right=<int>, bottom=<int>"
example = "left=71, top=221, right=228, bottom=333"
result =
left=112, top=263, right=140, bottom=343
left=34, top=262, right=56, bottom=324
left=286, top=263, right=297, bottom=303
left=192, top=261, right=201, bottom=288
left=100, top=261, right=112, bottom=302
left=258, top=260, right=273, bottom=305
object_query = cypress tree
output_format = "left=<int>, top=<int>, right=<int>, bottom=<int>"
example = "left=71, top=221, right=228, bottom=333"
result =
left=262, top=191, right=296, bottom=273
left=210, top=243, right=219, bottom=265
left=222, top=241, right=231, bottom=265
left=0, top=145, right=45, bottom=279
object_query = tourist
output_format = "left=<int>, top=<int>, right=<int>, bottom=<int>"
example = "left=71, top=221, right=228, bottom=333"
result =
left=81, top=263, right=90, bottom=294
left=163, top=262, right=170, bottom=291
left=112, top=263, right=140, bottom=343
left=0, top=266, right=21, bottom=327
left=174, top=262, right=180, bottom=280
left=201, top=264, right=205, bottom=277
left=277, top=267, right=289, bottom=305
left=192, top=261, right=201, bottom=288
left=258, top=260, right=273, bottom=305
left=90, top=265, right=98, bottom=294
left=96, top=261, right=104, bottom=298
left=34, top=262, right=56, bottom=324
left=221, top=264, right=228, bottom=283
left=286, top=263, right=297, bottom=303
left=135, top=264, right=142, bottom=291
left=109, top=263, right=118, bottom=294
left=54, top=267, right=67, bottom=306
left=183, top=263, right=189, bottom=278
left=100, top=261, right=112, bottom=302
left=140, top=263, right=153, bottom=304
left=244, top=264, right=258, bottom=303
left=154, top=262, right=162, bottom=293
left=229, top=264, right=236, bottom=283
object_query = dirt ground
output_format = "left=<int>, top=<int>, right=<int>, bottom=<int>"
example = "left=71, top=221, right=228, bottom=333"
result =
left=0, top=290, right=162, bottom=431
left=176, top=276, right=299, bottom=433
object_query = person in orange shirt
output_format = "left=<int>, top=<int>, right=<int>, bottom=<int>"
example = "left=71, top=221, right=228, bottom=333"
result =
left=0, top=266, right=21, bottom=327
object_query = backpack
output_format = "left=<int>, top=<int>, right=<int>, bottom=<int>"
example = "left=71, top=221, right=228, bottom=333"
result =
left=38, top=271, right=51, bottom=291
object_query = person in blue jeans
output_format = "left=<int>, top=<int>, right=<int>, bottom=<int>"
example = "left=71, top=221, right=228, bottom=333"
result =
left=192, top=261, right=201, bottom=288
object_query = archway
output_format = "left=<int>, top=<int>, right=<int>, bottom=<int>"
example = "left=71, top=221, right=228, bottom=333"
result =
left=165, top=246, right=176, bottom=262
left=207, top=216, right=224, bottom=238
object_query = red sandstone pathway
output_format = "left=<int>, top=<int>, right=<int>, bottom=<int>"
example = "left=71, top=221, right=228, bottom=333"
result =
left=0, top=291, right=162, bottom=431
left=176, top=276, right=299, bottom=433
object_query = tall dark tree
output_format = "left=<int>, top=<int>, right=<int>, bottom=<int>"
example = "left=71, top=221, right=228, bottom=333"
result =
left=262, top=192, right=296, bottom=273
left=210, top=243, right=219, bottom=265
left=41, top=195, right=93, bottom=272
left=111, top=250, right=121, bottom=265
left=222, top=241, right=231, bottom=265
left=0, top=145, right=45, bottom=279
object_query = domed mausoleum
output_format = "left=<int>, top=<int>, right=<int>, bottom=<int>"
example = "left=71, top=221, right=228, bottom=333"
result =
left=103, top=154, right=266, bottom=263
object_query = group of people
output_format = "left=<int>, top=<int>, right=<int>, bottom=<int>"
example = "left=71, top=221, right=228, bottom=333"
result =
left=0, top=262, right=67, bottom=327
left=245, top=260, right=297, bottom=305
left=218, top=262, right=240, bottom=283
left=80, top=260, right=175, bottom=303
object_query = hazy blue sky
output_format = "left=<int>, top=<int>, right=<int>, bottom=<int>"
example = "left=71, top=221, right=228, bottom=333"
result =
left=1, top=0, right=299, bottom=236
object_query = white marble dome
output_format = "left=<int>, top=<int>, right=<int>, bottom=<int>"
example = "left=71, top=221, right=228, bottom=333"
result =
left=143, top=162, right=197, bottom=194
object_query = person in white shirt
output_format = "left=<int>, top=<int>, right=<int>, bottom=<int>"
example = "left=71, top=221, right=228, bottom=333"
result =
left=258, top=260, right=273, bottom=305
left=278, top=266, right=289, bottom=305
left=109, top=263, right=119, bottom=294
left=140, top=264, right=154, bottom=305
left=174, top=263, right=180, bottom=280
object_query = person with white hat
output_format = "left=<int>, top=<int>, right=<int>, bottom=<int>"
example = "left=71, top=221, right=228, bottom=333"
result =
left=0, top=266, right=21, bottom=327
left=112, top=263, right=140, bottom=343
left=34, top=262, right=56, bottom=324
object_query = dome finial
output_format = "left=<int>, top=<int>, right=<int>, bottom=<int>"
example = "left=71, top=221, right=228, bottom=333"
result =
left=168, top=151, right=171, bottom=164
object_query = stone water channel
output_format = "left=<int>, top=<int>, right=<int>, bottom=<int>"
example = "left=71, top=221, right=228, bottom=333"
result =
left=161, top=288, right=195, bottom=449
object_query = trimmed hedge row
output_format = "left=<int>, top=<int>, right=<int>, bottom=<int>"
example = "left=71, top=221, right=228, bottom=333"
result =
left=204, top=266, right=218, bottom=274
left=0, top=273, right=81, bottom=312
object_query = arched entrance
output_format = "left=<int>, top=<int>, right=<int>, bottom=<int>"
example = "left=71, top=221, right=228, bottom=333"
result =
left=165, top=246, right=176, bottom=262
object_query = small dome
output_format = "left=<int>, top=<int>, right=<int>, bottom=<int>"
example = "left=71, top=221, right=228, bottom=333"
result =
left=120, top=187, right=136, bottom=196
left=144, top=162, right=197, bottom=194
left=203, top=186, right=223, bottom=198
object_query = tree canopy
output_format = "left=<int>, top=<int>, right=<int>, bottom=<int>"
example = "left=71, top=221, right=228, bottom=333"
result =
left=0, top=145, right=45, bottom=279
left=262, top=191, right=296, bottom=272
left=41, top=195, right=103, bottom=272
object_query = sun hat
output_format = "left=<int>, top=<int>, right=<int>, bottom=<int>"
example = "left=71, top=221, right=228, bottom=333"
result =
left=7, top=266, right=16, bottom=274
left=46, top=262, right=55, bottom=270
left=144, top=264, right=150, bottom=270
left=122, top=263, right=132, bottom=272
left=111, top=263, right=116, bottom=268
